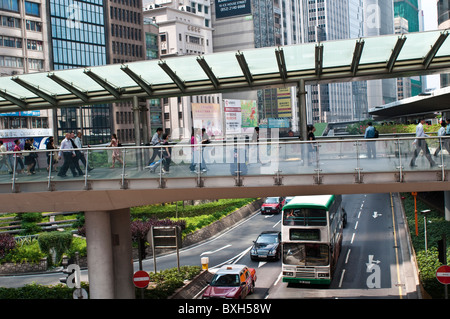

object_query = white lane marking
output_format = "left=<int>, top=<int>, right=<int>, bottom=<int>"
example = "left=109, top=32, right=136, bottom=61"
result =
left=200, top=244, right=232, bottom=256
left=339, top=269, right=346, bottom=288
left=345, top=249, right=351, bottom=264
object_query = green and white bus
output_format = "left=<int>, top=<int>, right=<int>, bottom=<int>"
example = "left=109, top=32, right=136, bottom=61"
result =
left=281, top=195, right=347, bottom=285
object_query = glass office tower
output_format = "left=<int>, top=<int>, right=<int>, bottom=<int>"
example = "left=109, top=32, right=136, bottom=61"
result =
left=48, top=0, right=112, bottom=145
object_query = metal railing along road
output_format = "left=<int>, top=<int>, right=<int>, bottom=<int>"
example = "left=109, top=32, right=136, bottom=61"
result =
left=0, top=136, right=449, bottom=193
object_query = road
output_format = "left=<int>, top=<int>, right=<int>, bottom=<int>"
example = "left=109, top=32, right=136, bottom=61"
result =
left=267, top=193, right=419, bottom=299
left=0, top=193, right=419, bottom=299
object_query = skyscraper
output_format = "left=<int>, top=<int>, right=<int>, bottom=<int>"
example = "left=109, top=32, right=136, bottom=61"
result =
left=48, top=0, right=111, bottom=145
left=438, top=0, right=450, bottom=88
left=143, top=0, right=221, bottom=139
left=394, top=0, right=422, bottom=97
left=363, top=0, right=397, bottom=109
left=0, top=0, right=53, bottom=148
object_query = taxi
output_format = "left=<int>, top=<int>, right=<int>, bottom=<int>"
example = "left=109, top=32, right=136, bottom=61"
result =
left=202, top=264, right=256, bottom=299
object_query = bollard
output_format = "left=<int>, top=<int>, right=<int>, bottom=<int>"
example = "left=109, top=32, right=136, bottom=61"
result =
left=201, top=257, right=209, bottom=270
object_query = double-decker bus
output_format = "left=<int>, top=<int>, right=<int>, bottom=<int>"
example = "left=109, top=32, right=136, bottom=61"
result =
left=281, top=195, right=347, bottom=285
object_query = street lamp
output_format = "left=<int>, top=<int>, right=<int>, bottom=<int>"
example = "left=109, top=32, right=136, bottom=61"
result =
left=421, top=209, right=431, bottom=253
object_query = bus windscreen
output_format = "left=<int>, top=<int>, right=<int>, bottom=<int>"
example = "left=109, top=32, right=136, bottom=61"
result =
left=283, top=208, right=327, bottom=226
left=283, top=243, right=329, bottom=266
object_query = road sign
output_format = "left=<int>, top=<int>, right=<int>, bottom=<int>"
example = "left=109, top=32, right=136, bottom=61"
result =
left=436, top=265, right=450, bottom=285
left=133, top=270, right=150, bottom=288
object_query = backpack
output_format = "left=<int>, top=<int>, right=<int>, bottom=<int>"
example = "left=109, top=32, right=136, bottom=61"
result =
left=374, top=128, right=379, bottom=138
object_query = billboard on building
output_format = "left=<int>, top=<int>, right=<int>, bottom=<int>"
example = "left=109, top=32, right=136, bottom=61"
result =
left=192, top=103, right=223, bottom=137
left=215, top=0, right=252, bottom=19
left=224, top=99, right=242, bottom=134
left=277, top=88, right=292, bottom=118
left=240, top=100, right=257, bottom=128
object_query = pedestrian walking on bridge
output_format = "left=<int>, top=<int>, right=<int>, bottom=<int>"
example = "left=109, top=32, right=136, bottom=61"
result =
left=410, top=119, right=436, bottom=167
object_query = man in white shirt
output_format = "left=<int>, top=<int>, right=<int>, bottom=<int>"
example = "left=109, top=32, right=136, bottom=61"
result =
left=410, top=119, right=436, bottom=167
left=434, top=121, right=450, bottom=157
left=0, top=140, right=12, bottom=173
left=58, top=133, right=78, bottom=177
left=147, top=127, right=163, bottom=166
left=74, top=131, right=93, bottom=171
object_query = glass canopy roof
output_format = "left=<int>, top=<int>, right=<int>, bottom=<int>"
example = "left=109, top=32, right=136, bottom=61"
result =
left=1, top=29, right=449, bottom=112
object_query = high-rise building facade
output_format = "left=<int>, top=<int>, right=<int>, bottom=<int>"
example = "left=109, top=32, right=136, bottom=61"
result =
left=211, top=0, right=300, bottom=133
left=107, top=0, right=147, bottom=144
left=394, top=0, right=422, bottom=98
left=0, top=0, right=53, bottom=149
left=438, top=0, right=450, bottom=88
left=363, top=0, right=397, bottom=109
left=48, top=0, right=111, bottom=145
left=143, top=0, right=221, bottom=140
left=299, top=0, right=358, bottom=123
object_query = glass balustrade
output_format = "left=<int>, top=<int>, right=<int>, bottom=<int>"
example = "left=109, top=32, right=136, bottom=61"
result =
left=0, top=136, right=447, bottom=191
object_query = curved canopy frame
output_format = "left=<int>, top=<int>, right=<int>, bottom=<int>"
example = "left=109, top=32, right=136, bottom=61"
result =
left=0, top=29, right=449, bottom=112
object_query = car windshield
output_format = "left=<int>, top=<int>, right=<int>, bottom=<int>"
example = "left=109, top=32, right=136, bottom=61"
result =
left=256, top=234, right=278, bottom=244
left=265, top=198, right=279, bottom=204
left=210, top=274, right=240, bottom=287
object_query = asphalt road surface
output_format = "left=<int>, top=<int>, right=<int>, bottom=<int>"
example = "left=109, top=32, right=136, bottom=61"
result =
left=0, top=193, right=419, bottom=300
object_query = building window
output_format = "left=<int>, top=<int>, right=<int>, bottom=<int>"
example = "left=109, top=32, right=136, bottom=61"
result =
left=28, top=58, right=43, bottom=70
left=2, top=15, right=21, bottom=28
left=26, top=20, right=41, bottom=32
left=0, top=36, right=22, bottom=48
left=0, top=0, right=19, bottom=12
left=27, top=39, right=43, bottom=51
left=25, top=1, right=40, bottom=16
left=0, top=55, right=23, bottom=68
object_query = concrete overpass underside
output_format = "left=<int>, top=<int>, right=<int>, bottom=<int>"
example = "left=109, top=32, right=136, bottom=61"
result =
left=1, top=171, right=449, bottom=213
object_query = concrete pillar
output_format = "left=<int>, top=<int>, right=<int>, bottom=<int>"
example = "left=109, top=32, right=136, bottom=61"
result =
left=444, top=191, right=450, bottom=221
left=85, top=211, right=115, bottom=299
left=110, top=208, right=135, bottom=299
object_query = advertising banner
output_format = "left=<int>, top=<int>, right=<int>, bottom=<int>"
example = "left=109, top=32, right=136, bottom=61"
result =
left=224, top=100, right=242, bottom=134
left=277, top=88, right=292, bottom=118
left=240, top=100, right=257, bottom=128
left=192, top=103, right=223, bottom=137
left=215, top=0, right=252, bottom=19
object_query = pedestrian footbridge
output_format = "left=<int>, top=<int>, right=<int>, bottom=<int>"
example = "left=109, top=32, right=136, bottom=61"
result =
left=1, top=136, right=449, bottom=213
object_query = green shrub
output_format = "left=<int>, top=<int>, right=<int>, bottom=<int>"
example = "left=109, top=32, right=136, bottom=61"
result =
left=0, top=282, right=89, bottom=299
left=15, top=212, right=42, bottom=235
left=0, top=233, right=15, bottom=259
left=38, top=231, right=73, bottom=266
left=1, top=238, right=45, bottom=264
left=402, top=193, right=450, bottom=298
left=65, top=236, right=87, bottom=259
left=143, top=266, right=202, bottom=299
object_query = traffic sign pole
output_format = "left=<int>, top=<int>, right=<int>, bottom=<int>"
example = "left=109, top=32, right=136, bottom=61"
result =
left=133, top=270, right=150, bottom=289
left=436, top=265, right=450, bottom=299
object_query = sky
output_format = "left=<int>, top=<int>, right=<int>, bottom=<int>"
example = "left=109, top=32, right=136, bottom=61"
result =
left=421, top=0, right=437, bottom=31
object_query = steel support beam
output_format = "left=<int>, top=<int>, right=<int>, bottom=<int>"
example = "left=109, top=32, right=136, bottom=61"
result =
left=47, top=73, right=89, bottom=102
left=351, top=40, right=365, bottom=75
left=84, top=69, right=122, bottom=99
left=0, top=90, right=27, bottom=109
left=12, top=77, right=58, bottom=106
left=120, top=65, right=154, bottom=97
left=158, top=60, right=186, bottom=92
left=197, top=56, right=220, bottom=89
left=236, top=51, right=253, bottom=85
left=275, top=47, right=288, bottom=82
left=387, top=35, right=407, bottom=73
left=423, top=31, right=449, bottom=69
left=315, top=44, right=324, bottom=76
